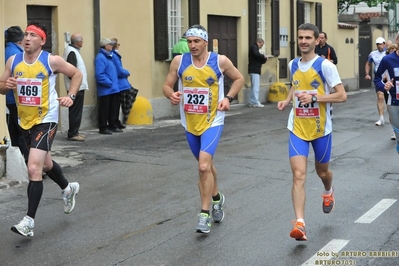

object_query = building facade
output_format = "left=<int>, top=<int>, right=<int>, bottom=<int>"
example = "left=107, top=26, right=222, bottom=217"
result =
left=1, top=0, right=359, bottom=139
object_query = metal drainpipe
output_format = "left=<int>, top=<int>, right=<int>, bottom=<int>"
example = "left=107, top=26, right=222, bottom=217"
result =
left=290, top=0, right=295, bottom=61
left=93, top=0, right=101, bottom=56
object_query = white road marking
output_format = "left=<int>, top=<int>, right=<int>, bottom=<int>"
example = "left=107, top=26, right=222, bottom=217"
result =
left=301, top=239, right=349, bottom=266
left=355, top=199, right=397, bottom=224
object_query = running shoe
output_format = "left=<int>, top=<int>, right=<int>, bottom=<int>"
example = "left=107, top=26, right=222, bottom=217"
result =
left=375, top=117, right=384, bottom=126
left=391, top=131, right=396, bottom=140
left=195, top=213, right=211, bottom=234
left=248, top=103, right=265, bottom=108
left=290, top=220, right=307, bottom=241
left=212, top=193, right=225, bottom=223
left=63, top=182, right=80, bottom=214
left=322, top=187, right=335, bottom=214
left=11, top=216, right=34, bottom=237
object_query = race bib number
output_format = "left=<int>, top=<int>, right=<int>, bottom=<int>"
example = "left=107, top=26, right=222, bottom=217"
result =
left=17, top=78, right=42, bottom=106
left=294, top=90, right=319, bottom=117
left=396, top=80, right=399, bottom=100
left=183, top=87, right=209, bottom=114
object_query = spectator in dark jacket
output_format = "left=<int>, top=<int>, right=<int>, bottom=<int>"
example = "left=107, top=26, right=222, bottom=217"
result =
left=4, top=26, right=29, bottom=161
left=315, top=32, right=337, bottom=65
left=248, top=38, right=267, bottom=107
left=111, top=38, right=138, bottom=126
left=95, top=38, right=121, bottom=134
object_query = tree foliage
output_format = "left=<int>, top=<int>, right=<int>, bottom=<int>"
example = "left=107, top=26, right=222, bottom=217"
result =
left=338, top=0, right=396, bottom=14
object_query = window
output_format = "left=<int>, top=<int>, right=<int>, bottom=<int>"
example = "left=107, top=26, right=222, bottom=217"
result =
left=304, top=2, right=311, bottom=23
left=168, top=0, right=183, bottom=59
left=257, top=0, right=267, bottom=54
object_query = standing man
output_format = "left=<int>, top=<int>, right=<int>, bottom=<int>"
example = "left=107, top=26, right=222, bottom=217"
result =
left=365, top=37, right=387, bottom=126
left=162, top=25, right=244, bottom=234
left=315, top=32, right=337, bottom=65
left=0, top=23, right=82, bottom=237
left=63, top=33, right=88, bottom=141
left=277, top=23, right=347, bottom=241
left=374, top=32, right=399, bottom=152
left=248, top=38, right=267, bottom=107
left=315, top=32, right=338, bottom=119
left=5, top=26, right=29, bottom=161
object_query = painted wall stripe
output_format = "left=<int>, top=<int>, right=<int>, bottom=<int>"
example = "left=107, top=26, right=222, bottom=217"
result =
left=355, top=199, right=397, bottom=224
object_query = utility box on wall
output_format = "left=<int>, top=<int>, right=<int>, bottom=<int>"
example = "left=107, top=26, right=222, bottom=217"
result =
left=278, top=58, right=287, bottom=79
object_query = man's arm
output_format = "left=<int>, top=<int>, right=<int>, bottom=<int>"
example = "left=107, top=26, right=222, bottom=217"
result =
left=162, top=55, right=181, bottom=105
left=250, top=43, right=267, bottom=60
left=50, top=55, right=82, bottom=106
left=373, top=58, right=388, bottom=92
left=0, top=56, right=16, bottom=95
left=365, top=57, right=372, bottom=80
left=330, top=46, right=338, bottom=65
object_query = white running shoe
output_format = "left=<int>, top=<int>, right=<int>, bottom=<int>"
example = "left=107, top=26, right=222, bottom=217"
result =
left=63, top=182, right=80, bottom=214
left=391, top=131, right=396, bottom=140
left=11, top=216, right=34, bottom=237
left=375, top=117, right=384, bottom=126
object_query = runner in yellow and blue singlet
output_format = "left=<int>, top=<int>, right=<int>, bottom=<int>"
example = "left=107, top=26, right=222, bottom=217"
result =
left=163, top=25, right=244, bottom=234
left=277, top=23, right=347, bottom=242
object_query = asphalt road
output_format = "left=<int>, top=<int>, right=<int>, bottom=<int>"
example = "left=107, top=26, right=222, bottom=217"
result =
left=0, top=89, right=398, bottom=266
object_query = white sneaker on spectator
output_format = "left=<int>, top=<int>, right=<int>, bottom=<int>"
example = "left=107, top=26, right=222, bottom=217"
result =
left=391, top=131, right=396, bottom=140
left=375, top=117, right=384, bottom=126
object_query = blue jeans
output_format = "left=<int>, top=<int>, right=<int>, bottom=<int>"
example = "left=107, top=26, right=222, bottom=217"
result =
left=249, top=73, right=260, bottom=105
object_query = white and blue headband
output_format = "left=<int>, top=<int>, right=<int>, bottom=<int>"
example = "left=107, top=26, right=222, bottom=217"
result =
left=185, top=28, right=208, bottom=42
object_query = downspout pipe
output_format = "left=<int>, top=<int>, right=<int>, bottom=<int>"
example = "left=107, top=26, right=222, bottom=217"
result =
left=93, top=0, right=101, bottom=56
left=290, top=0, right=295, bottom=60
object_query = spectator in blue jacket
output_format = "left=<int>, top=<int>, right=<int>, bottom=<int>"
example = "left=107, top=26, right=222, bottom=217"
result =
left=111, top=38, right=138, bottom=126
left=95, top=38, right=121, bottom=134
left=5, top=26, right=29, bottom=161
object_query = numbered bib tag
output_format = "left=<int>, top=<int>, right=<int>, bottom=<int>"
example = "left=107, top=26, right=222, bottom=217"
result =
left=17, top=78, right=42, bottom=106
left=294, top=90, right=319, bottom=118
left=183, top=87, right=209, bottom=114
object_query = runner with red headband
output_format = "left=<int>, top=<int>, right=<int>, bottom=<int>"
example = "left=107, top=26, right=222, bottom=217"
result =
left=0, top=22, right=83, bottom=237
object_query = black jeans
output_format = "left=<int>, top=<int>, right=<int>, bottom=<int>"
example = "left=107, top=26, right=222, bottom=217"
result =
left=68, top=90, right=85, bottom=138
left=6, top=103, right=29, bottom=162
left=98, top=92, right=120, bottom=131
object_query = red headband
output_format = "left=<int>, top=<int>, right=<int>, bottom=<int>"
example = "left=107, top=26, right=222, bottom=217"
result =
left=26, top=25, right=46, bottom=40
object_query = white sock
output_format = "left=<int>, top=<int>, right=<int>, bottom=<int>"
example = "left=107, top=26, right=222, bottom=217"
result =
left=297, top=218, right=305, bottom=224
left=324, top=187, right=333, bottom=195
left=63, top=184, right=71, bottom=194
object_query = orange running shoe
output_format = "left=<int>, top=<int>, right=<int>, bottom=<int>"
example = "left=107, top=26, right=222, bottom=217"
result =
left=322, top=187, right=335, bottom=214
left=290, top=220, right=307, bottom=241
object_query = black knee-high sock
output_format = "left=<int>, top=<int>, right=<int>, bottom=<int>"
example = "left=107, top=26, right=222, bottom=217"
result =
left=45, top=160, right=69, bottom=190
left=27, top=180, right=43, bottom=219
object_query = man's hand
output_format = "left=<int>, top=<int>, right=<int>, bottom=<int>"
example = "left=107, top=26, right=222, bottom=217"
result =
left=217, top=98, right=230, bottom=111
left=6, top=76, right=18, bottom=90
left=277, top=100, right=290, bottom=111
left=169, top=91, right=182, bottom=105
left=57, top=96, right=74, bottom=107
left=384, top=78, right=394, bottom=91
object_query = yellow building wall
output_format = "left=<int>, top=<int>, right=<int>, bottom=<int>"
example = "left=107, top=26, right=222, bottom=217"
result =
left=0, top=0, right=367, bottom=132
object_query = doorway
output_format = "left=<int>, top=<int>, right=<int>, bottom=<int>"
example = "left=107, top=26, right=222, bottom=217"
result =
left=207, top=15, right=238, bottom=98
left=359, top=22, right=372, bottom=89
left=27, top=5, right=53, bottom=53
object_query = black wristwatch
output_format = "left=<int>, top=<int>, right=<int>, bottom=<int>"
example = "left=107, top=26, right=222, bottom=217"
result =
left=225, top=95, right=233, bottom=103
left=69, top=94, right=76, bottom=101
left=311, top=95, right=317, bottom=104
